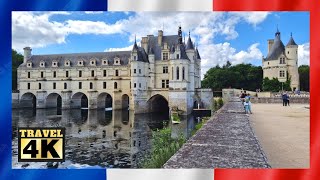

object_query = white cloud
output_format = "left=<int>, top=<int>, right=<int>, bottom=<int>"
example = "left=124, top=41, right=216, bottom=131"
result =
left=105, top=45, right=133, bottom=52
left=298, top=42, right=310, bottom=66
left=199, top=42, right=263, bottom=79
left=84, top=11, right=103, bottom=14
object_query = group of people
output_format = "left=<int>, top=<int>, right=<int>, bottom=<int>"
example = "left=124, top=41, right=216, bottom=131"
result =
left=239, top=91, right=252, bottom=114
left=282, top=92, right=290, bottom=106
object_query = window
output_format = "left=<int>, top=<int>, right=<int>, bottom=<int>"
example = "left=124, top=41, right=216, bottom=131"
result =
left=280, top=58, right=285, bottom=64
left=114, top=82, right=118, bottom=89
left=53, top=71, right=56, bottom=78
left=66, top=71, right=69, bottom=77
left=103, top=70, right=107, bottom=77
left=134, top=69, right=136, bottom=74
left=176, top=67, right=179, bottom=80
left=115, top=70, right=119, bottom=76
left=27, top=83, right=30, bottom=90
left=163, top=53, right=169, bottom=60
left=102, top=60, right=108, bottom=65
left=176, top=54, right=180, bottom=59
left=288, top=51, right=290, bottom=54
left=134, top=83, right=136, bottom=88
left=279, top=70, right=285, bottom=77
left=139, top=69, right=141, bottom=74
left=182, top=67, right=185, bottom=80
left=103, top=82, right=107, bottom=89
left=91, top=70, right=95, bottom=77
left=172, top=67, right=174, bottom=80
left=64, top=83, right=67, bottom=89
left=139, top=83, right=141, bottom=88
left=163, top=66, right=168, bottom=73
left=28, top=72, right=31, bottom=78
left=41, top=72, right=44, bottom=78
left=162, top=80, right=169, bottom=88
left=53, top=82, right=56, bottom=89
left=90, top=82, right=93, bottom=89
left=79, top=82, right=82, bottom=89
left=79, top=71, right=82, bottom=77
left=39, top=83, right=41, bottom=89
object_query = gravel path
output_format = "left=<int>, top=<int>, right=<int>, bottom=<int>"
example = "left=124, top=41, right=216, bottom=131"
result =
left=249, top=103, right=310, bottom=168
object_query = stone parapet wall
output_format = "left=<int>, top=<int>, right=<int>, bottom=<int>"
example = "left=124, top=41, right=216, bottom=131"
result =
left=251, top=97, right=309, bottom=104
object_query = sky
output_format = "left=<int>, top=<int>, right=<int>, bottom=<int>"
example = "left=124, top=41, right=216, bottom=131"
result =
left=11, top=11, right=310, bottom=79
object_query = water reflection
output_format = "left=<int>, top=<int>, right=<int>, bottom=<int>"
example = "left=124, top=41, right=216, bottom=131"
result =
left=12, top=108, right=205, bottom=169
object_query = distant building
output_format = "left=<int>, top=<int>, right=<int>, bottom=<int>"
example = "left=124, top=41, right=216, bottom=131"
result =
left=16, top=26, right=212, bottom=115
left=262, top=29, right=300, bottom=91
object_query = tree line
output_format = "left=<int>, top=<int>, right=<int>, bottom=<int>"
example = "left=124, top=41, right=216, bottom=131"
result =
left=201, top=61, right=309, bottom=92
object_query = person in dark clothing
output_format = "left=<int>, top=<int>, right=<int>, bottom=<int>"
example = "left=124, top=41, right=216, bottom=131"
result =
left=282, top=92, right=287, bottom=106
left=286, top=93, right=290, bottom=106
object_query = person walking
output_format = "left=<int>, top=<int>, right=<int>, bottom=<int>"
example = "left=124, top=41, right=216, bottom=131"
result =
left=286, top=93, right=290, bottom=106
left=244, top=94, right=252, bottom=114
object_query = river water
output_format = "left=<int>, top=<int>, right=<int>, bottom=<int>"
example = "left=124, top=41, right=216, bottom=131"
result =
left=12, top=108, right=207, bottom=169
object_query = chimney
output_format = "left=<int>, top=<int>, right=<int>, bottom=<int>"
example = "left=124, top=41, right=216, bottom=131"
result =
left=158, top=30, right=163, bottom=46
left=23, top=47, right=32, bottom=63
left=267, top=39, right=274, bottom=53
left=141, top=37, right=148, bottom=52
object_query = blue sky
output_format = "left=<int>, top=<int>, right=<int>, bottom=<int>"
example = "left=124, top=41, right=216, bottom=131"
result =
left=12, top=11, right=309, bottom=78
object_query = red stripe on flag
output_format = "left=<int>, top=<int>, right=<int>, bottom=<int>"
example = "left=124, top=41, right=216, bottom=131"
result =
left=213, top=0, right=320, bottom=180
left=213, top=0, right=310, bottom=11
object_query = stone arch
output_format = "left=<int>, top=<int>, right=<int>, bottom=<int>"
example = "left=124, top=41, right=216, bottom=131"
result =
left=46, top=93, right=62, bottom=108
left=147, top=94, right=169, bottom=113
left=71, top=92, right=88, bottom=109
left=20, top=92, right=36, bottom=108
left=97, top=92, right=113, bottom=109
left=121, top=94, right=129, bottom=109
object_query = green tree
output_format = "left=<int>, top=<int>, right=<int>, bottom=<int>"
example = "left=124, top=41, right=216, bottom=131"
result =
left=298, top=65, right=309, bottom=92
left=262, top=77, right=291, bottom=92
left=201, top=62, right=263, bottom=92
left=12, top=49, right=24, bottom=91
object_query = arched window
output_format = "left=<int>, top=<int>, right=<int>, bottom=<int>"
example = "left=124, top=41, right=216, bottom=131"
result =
left=90, top=82, right=93, bottom=89
left=182, top=67, right=185, bottom=80
left=64, top=83, right=67, bottom=89
left=176, top=67, right=179, bottom=80
left=115, top=70, right=119, bottom=76
left=114, top=82, right=118, bottom=89
left=39, top=83, right=41, bottom=89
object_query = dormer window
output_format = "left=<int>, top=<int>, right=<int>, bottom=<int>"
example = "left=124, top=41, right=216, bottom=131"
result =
left=114, top=57, right=121, bottom=65
left=27, top=61, right=32, bottom=68
left=52, top=60, right=58, bottom=67
left=102, top=58, right=108, bottom=65
left=90, top=59, right=96, bottom=66
left=65, top=60, right=71, bottom=67
left=40, top=61, right=45, bottom=67
left=78, top=60, right=84, bottom=66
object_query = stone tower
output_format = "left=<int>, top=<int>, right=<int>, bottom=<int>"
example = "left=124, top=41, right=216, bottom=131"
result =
left=262, top=29, right=300, bottom=91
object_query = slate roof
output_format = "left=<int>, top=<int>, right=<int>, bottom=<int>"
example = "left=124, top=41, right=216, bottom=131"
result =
left=186, top=36, right=194, bottom=50
left=196, top=48, right=201, bottom=59
left=265, top=34, right=285, bottom=61
left=19, top=51, right=133, bottom=68
left=286, top=35, right=297, bottom=46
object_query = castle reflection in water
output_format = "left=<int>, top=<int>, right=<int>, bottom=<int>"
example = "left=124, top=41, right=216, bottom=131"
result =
left=12, top=108, right=198, bottom=168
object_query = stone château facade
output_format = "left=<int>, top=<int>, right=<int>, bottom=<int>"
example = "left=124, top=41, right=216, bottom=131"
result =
left=17, top=26, right=212, bottom=115
left=262, top=29, right=300, bottom=91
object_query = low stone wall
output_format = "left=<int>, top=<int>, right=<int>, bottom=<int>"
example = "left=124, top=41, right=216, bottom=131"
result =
left=164, top=98, right=270, bottom=168
left=251, top=97, right=309, bottom=104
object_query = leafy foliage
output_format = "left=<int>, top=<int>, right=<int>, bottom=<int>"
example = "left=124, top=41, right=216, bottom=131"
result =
left=201, top=61, right=263, bottom=92
left=298, top=65, right=309, bottom=92
left=139, top=126, right=186, bottom=168
left=262, top=77, right=291, bottom=92
left=12, top=49, right=24, bottom=91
